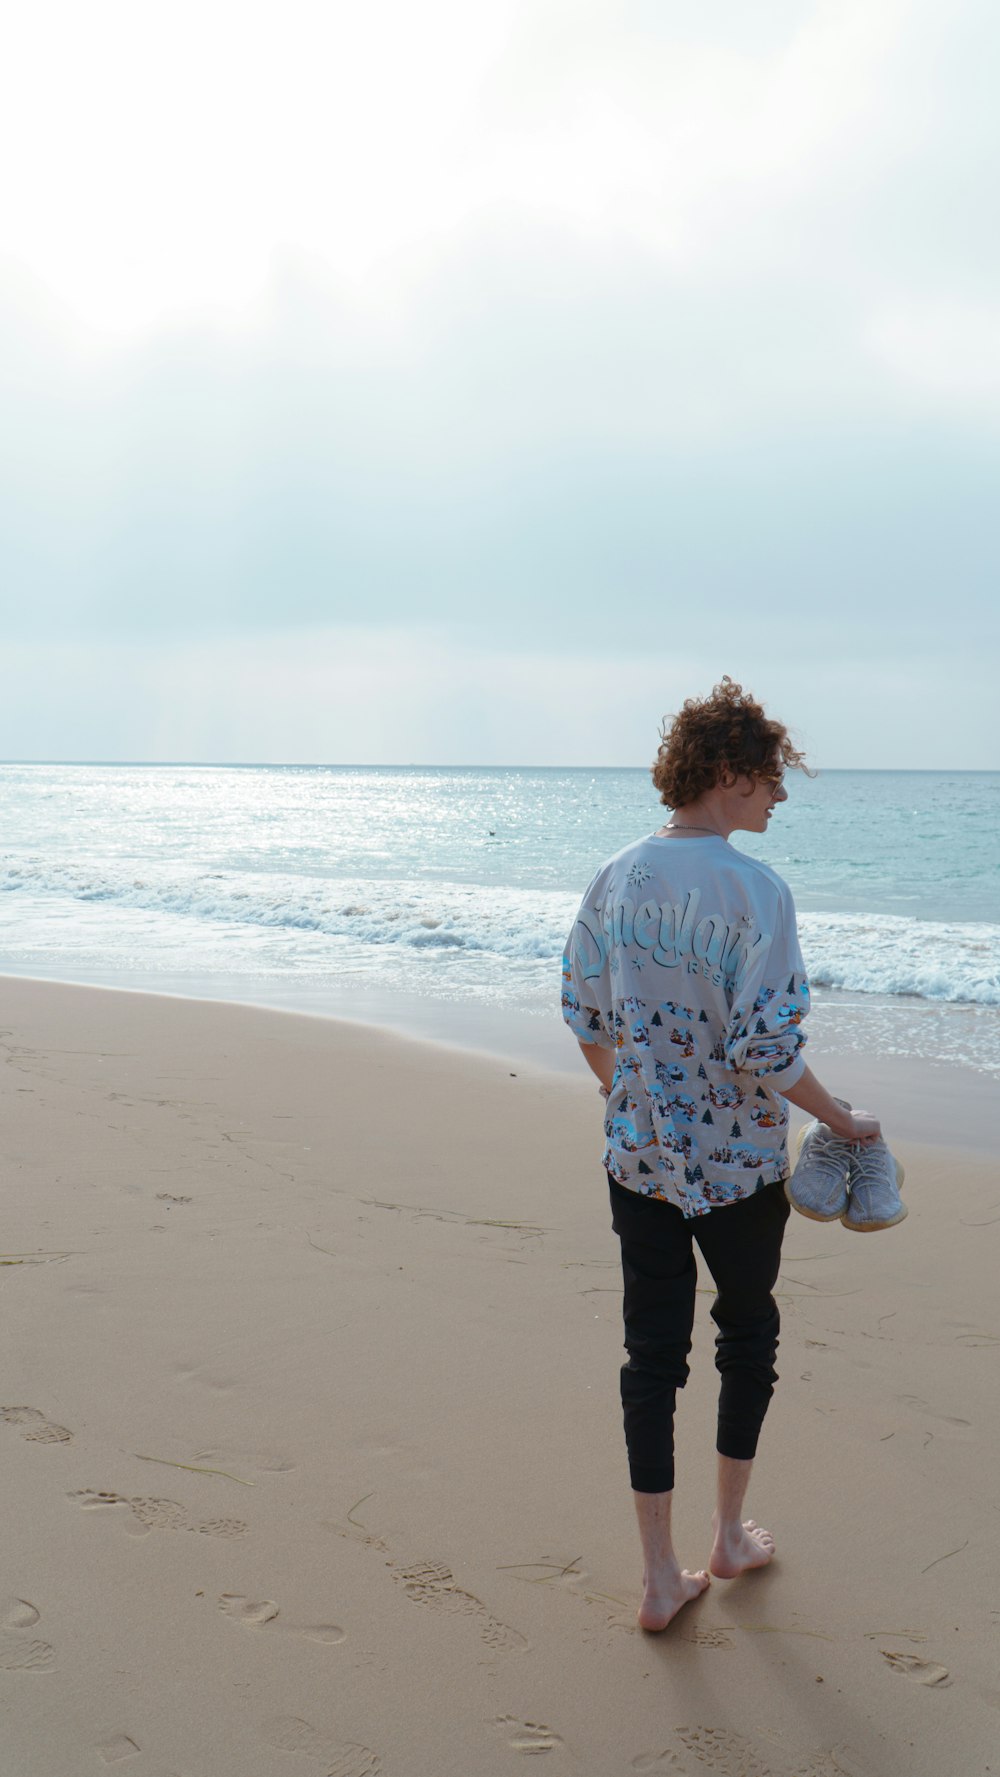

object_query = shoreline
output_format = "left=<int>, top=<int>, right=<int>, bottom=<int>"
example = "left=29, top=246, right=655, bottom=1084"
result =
left=0, top=965, right=992, bottom=1156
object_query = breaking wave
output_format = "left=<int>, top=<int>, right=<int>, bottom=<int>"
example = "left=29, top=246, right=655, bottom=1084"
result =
left=2, top=860, right=999, bottom=1006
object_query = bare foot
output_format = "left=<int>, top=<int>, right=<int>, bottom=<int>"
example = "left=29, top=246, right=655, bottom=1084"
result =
left=709, top=1514, right=775, bottom=1579
left=637, top=1562, right=710, bottom=1631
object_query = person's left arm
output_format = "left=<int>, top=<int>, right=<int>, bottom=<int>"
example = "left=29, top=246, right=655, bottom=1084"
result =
left=577, top=1038, right=616, bottom=1095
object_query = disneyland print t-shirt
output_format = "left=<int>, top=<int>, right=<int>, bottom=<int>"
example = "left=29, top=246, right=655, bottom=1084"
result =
left=561, top=835, right=810, bottom=1217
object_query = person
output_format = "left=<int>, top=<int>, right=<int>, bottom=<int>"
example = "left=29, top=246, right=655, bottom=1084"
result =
left=561, top=678, right=880, bottom=1631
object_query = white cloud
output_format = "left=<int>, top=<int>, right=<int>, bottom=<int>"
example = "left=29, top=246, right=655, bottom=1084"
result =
left=473, top=0, right=912, bottom=262
left=1, top=3, right=999, bottom=765
left=0, top=628, right=993, bottom=768
left=1, top=0, right=913, bottom=341
left=1, top=0, right=514, bottom=337
left=866, top=299, right=1000, bottom=409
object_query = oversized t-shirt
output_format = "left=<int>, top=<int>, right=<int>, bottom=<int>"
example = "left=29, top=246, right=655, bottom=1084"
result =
left=561, top=834, right=810, bottom=1217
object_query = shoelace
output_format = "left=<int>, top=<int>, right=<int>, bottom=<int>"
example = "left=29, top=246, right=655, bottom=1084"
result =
left=807, top=1125, right=854, bottom=1168
left=847, top=1140, right=893, bottom=1186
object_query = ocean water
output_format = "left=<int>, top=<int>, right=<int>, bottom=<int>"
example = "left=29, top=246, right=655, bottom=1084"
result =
left=0, top=763, right=998, bottom=1077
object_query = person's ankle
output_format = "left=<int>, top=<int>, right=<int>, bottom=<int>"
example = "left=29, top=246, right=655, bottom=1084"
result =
left=712, top=1511, right=742, bottom=1538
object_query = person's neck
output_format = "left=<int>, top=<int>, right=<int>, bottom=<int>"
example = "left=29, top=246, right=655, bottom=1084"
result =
left=678, top=803, right=731, bottom=835
left=663, top=800, right=731, bottom=840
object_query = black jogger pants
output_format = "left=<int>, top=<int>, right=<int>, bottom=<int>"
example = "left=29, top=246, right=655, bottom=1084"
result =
left=608, top=1175, right=791, bottom=1494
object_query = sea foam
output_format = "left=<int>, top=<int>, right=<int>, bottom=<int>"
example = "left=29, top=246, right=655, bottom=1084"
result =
left=2, top=859, right=998, bottom=1006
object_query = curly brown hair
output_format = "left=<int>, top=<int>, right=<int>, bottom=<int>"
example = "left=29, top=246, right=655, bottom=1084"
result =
left=651, top=677, right=809, bottom=808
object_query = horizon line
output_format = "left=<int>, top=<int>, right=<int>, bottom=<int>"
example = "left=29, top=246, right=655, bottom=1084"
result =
left=0, top=760, right=996, bottom=773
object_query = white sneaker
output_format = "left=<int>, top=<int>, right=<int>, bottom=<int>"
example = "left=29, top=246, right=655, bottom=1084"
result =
left=842, top=1142, right=907, bottom=1232
left=785, top=1104, right=853, bottom=1222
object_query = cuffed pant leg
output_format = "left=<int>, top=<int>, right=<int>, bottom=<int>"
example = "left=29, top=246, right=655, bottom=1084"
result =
left=609, top=1178, right=698, bottom=1493
left=693, top=1181, right=790, bottom=1463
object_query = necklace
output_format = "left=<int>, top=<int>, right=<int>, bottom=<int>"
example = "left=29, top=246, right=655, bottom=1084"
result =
left=664, top=822, right=725, bottom=837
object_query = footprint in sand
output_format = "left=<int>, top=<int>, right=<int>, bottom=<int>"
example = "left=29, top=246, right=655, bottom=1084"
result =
left=259, top=1714, right=380, bottom=1777
left=881, top=1651, right=951, bottom=1687
left=392, top=1560, right=527, bottom=1654
left=790, top=1755, right=869, bottom=1777
left=676, top=1725, right=776, bottom=1777
left=634, top=1735, right=866, bottom=1777
left=1, top=1405, right=72, bottom=1444
left=686, top=1626, right=735, bottom=1650
left=69, top=1490, right=247, bottom=1539
left=495, top=1715, right=564, bottom=1755
left=218, top=1595, right=345, bottom=1645
left=0, top=1597, right=54, bottom=1673
left=3, top=1600, right=42, bottom=1630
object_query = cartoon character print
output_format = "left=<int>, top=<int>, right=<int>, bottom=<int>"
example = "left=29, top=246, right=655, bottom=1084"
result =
left=750, top=1101, right=788, bottom=1130
left=682, top=1162, right=705, bottom=1189
left=776, top=1001, right=805, bottom=1025
left=649, top=1084, right=695, bottom=1127
left=612, top=995, right=651, bottom=1050
left=661, top=1129, right=693, bottom=1162
left=609, top=1116, right=657, bottom=1155
left=771, top=1047, right=803, bottom=1075
left=708, top=1141, right=767, bottom=1169
left=701, top=1179, right=746, bottom=1206
left=590, top=949, right=807, bottom=1211
left=561, top=987, right=609, bottom=1043
left=628, top=1137, right=674, bottom=1177
left=648, top=1083, right=670, bottom=1124
left=665, top=1093, right=698, bottom=1125
left=621, top=1002, right=653, bottom=1037
left=708, top=1081, right=745, bottom=1111
left=655, top=1059, right=688, bottom=1088
left=605, top=1151, right=629, bottom=1187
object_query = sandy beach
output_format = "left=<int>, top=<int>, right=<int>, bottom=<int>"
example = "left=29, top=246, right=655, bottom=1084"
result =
left=2, top=975, right=997, bottom=1776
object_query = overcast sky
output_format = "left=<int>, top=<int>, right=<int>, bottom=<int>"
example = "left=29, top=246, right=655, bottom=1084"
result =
left=1, top=0, right=997, bottom=766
